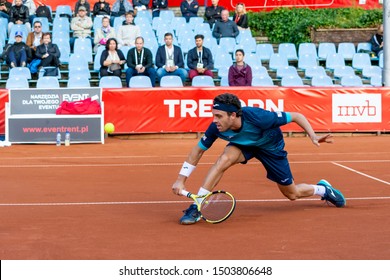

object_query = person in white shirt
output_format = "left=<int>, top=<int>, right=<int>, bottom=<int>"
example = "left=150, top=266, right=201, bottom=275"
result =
left=116, top=11, right=140, bottom=48
left=70, top=6, right=93, bottom=51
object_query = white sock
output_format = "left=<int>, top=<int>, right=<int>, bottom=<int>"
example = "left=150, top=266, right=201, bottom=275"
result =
left=313, top=184, right=326, bottom=197
left=196, top=187, right=211, bottom=204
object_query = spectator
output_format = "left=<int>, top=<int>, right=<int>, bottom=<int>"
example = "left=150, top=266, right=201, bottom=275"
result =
left=99, top=37, right=126, bottom=77
left=70, top=6, right=93, bottom=51
left=212, top=9, right=239, bottom=43
left=35, top=32, right=60, bottom=68
left=155, top=32, right=188, bottom=83
left=126, top=36, right=157, bottom=87
left=111, top=0, right=133, bottom=17
left=205, top=0, right=223, bottom=28
left=151, top=0, right=168, bottom=18
left=12, top=0, right=35, bottom=23
left=233, top=2, right=248, bottom=30
left=180, top=0, right=198, bottom=23
left=7, top=31, right=32, bottom=68
left=133, top=0, right=149, bottom=11
left=8, top=0, right=31, bottom=36
left=92, top=0, right=110, bottom=17
left=26, top=20, right=43, bottom=55
left=228, top=49, right=252, bottom=86
left=94, top=16, right=116, bottom=52
left=187, top=34, right=213, bottom=81
left=370, top=24, right=383, bottom=57
left=117, top=11, right=140, bottom=48
left=74, top=0, right=91, bottom=17
left=0, top=0, right=12, bottom=20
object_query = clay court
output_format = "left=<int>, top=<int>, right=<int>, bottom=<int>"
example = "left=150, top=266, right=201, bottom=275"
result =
left=0, top=135, right=389, bottom=260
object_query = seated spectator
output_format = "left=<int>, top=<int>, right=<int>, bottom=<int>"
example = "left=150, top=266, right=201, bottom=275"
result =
left=187, top=34, right=213, bottom=81
left=126, top=36, right=157, bottom=87
left=70, top=6, right=93, bottom=51
left=35, top=2, right=52, bottom=23
left=180, top=0, right=198, bottom=23
left=94, top=16, right=116, bottom=52
left=93, top=0, right=110, bottom=17
left=117, top=11, right=140, bottom=48
left=12, top=0, right=35, bottom=24
left=156, top=32, right=187, bottom=83
left=133, top=0, right=149, bottom=11
left=6, top=31, right=32, bottom=68
left=111, top=0, right=133, bottom=18
left=8, top=0, right=31, bottom=36
left=370, top=24, right=383, bottom=57
left=205, top=0, right=223, bottom=28
left=228, top=49, right=252, bottom=86
left=151, top=0, right=168, bottom=18
left=233, top=3, right=248, bottom=30
left=0, top=0, right=12, bottom=20
left=26, top=20, right=43, bottom=55
left=212, top=9, right=239, bottom=43
left=74, top=0, right=91, bottom=17
left=35, top=32, right=60, bottom=68
left=99, top=37, right=126, bottom=77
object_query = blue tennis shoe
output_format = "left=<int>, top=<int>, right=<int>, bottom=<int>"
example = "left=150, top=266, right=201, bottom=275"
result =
left=318, top=179, right=346, bottom=207
left=180, top=204, right=201, bottom=225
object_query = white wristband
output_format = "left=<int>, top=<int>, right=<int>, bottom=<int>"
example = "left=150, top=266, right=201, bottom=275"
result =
left=179, top=161, right=196, bottom=177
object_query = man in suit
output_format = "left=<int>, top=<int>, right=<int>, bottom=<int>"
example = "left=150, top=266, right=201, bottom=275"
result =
left=155, top=32, right=188, bottom=83
left=126, top=36, right=157, bottom=87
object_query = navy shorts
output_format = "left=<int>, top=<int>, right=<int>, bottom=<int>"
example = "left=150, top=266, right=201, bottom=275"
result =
left=228, top=142, right=293, bottom=186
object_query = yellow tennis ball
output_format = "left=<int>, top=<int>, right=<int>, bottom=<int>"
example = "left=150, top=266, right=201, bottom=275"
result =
left=104, top=123, right=115, bottom=134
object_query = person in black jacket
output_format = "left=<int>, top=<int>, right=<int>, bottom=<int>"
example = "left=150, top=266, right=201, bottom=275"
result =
left=7, top=31, right=32, bottom=68
left=180, top=0, right=198, bottom=23
left=74, top=0, right=91, bottom=17
left=232, top=3, right=248, bottom=30
left=151, top=0, right=168, bottom=18
left=99, top=37, right=126, bottom=77
left=0, top=0, right=12, bottom=20
left=35, top=32, right=61, bottom=68
left=8, top=0, right=30, bottom=36
left=133, top=0, right=149, bottom=11
left=187, top=34, right=213, bottom=80
left=126, top=36, right=157, bottom=87
left=93, top=0, right=110, bottom=17
left=205, top=0, right=223, bottom=28
left=370, top=24, right=383, bottom=57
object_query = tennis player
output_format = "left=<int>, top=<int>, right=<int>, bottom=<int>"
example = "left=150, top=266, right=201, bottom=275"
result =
left=172, top=93, right=346, bottom=225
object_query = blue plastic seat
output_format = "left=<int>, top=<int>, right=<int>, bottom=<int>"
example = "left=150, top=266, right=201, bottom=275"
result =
left=9, top=67, right=31, bottom=79
left=188, top=17, right=205, bottom=31
left=159, top=10, right=175, bottom=24
left=251, top=65, right=269, bottom=77
left=370, top=75, right=382, bottom=87
left=269, top=53, right=289, bottom=71
left=298, top=53, right=318, bottom=70
left=36, top=76, right=60, bottom=88
left=252, top=75, right=275, bottom=86
left=220, top=75, right=229, bottom=86
left=99, top=76, right=123, bottom=88
left=352, top=53, right=371, bottom=70
left=67, top=76, right=91, bottom=88
left=6, top=76, right=29, bottom=89
left=214, top=52, right=233, bottom=70
left=276, top=66, right=298, bottom=79
left=340, top=75, right=363, bottom=87
left=333, top=66, right=355, bottom=79
left=217, top=67, right=229, bottom=78
left=311, top=75, right=334, bottom=86
left=55, top=5, right=73, bottom=19
left=281, top=75, right=304, bottom=86
left=298, top=42, right=317, bottom=58
left=338, top=42, right=356, bottom=60
left=192, top=75, right=215, bottom=87
left=256, top=43, right=274, bottom=61
left=160, top=75, right=184, bottom=87
left=129, top=76, right=153, bottom=88
left=357, top=42, right=372, bottom=53
left=318, top=42, right=336, bottom=60
left=305, top=66, right=327, bottom=79
left=278, top=43, right=298, bottom=61
left=219, top=37, right=236, bottom=53
left=243, top=53, right=262, bottom=68
left=69, top=54, right=89, bottom=71
left=325, top=53, right=345, bottom=70
left=362, top=66, right=382, bottom=79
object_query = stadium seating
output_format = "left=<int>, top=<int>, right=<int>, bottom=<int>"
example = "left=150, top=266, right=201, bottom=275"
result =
left=67, top=76, right=91, bottom=88
left=129, top=76, right=153, bottom=88
left=36, top=76, right=60, bottom=88
left=99, top=76, right=123, bottom=88
left=191, top=75, right=215, bottom=87
left=252, top=75, right=275, bottom=86
left=160, top=75, right=184, bottom=87
left=6, top=77, right=29, bottom=89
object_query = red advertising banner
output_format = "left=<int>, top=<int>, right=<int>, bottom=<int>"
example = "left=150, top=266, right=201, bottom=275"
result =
left=41, top=0, right=381, bottom=12
left=0, top=89, right=9, bottom=134
left=102, top=87, right=390, bottom=134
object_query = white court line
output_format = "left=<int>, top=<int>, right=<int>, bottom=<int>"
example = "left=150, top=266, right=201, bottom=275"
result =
left=332, top=162, right=390, bottom=185
left=0, top=196, right=389, bottom=207
left=0, top=160, right=389, bottom=168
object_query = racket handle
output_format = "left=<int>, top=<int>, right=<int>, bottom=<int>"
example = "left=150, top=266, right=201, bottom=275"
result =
left=180, top=190, right=191, bottom=197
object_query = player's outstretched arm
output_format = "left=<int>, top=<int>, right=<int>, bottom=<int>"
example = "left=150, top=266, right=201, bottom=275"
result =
left=290, top=112, right=333, bottom=147
left=172, top=145, right=205, bottom=195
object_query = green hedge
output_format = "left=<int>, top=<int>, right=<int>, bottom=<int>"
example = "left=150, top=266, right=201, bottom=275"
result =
left=247, top=7, right=383, bottom=44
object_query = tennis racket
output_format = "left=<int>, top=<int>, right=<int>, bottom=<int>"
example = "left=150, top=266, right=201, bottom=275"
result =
left=180, top=189, right=236, bottom=224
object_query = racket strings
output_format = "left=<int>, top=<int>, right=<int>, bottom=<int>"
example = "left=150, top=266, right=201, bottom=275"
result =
left=200, top=192, right=235, bottom=223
